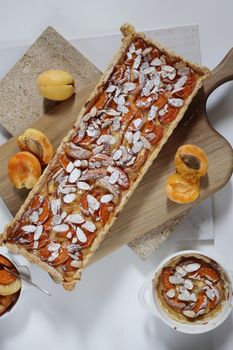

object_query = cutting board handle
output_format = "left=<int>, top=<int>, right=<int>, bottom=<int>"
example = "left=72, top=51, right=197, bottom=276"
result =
left=203, top=48, right=233, bottom=97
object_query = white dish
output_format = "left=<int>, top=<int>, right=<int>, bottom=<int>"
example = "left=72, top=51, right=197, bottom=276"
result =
left=138, top=250, right=233, bottom=334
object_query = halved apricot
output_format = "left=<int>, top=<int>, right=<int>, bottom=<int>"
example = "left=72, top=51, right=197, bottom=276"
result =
left=166, top=173, right=200, bottom=204
left=8, top=151, right=42, bottom=189
left=158, top=106, right=178, bottom=125
left=175, top=144, right=208, bottom=178
left=17, top=128, right=54, bottom=164
left=161, top=267, right=174, bottom=291
left=174, top=72, right=197, bottom=99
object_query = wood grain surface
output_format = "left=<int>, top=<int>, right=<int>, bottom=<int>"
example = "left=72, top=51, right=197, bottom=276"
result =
left=0, top=38, right=232, bottom=263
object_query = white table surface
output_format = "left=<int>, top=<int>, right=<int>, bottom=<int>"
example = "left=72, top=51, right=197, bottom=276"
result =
left=0, top=1, right=232, bottom=349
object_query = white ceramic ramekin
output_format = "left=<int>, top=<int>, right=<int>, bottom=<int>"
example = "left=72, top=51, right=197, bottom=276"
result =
left=0, top=250, right=31, bottom=320
left=138, top=250, right=233, bottom=334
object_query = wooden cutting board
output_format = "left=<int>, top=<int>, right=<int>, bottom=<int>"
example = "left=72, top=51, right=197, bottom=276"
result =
left=0, top=48, right=232, bottom=264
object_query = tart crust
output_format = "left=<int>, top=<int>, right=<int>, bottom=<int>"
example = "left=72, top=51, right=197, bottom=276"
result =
left=0, top=23, right=210, bottom=290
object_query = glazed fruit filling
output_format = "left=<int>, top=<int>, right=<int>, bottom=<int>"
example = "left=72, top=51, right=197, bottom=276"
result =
left=6, top=37, right=200, bottom=281
left=159, top=257, right=224, bottom=319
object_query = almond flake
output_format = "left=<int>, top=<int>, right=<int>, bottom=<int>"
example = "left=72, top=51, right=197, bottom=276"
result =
left=70, top=260, right=82, bottom=268
left=117, top=95, right=125, bottom=106
left=178, top=287, right=191, bottom=301
left=140, top=135, right=151, bottom=149
left=74, top=160, right=81, bottom=167
left=143, top=66, right=155, bottom=75
left=162, top=65, right=175, bottom=73
left=63, top=193, right=76, bottom=203
left=148, top=105, right=158, bottom=121
left=166, top=289, right=175, bottom=298
left=175, top=266, right=187, bottom=277
left=133, top=130, right=141, bottom=144
left=113, top=149, right=122, bottom=161
left=48, top=242, right=61, bottom=252
left=182, top=310, right=196, bottom=318
left=133, top=118, right=143, bottom=129
left=112, top=117, right=121, bottom=132
left=82, top=221, right=96, bottom=233
left=184, top=263, right=201, bottom=273
left=190, top=293, right=197, bottom=302
left=123, top=82, right=137, bottom=93
left=169, top=275, right=184, bottom=284
left=184, top=279, right=193, bottom=290
left=67, top=232, right=72, bottom=239
left=117, top=105, right=129, bottom=114
left=68, top=168, right=81, bottom=183
left=48, top=251, right=59, bottom=262
left=60, top=186, right=76, bottom=194
left=158, top=104, right=168, bottom=117
left=100, top=194, right=113, bottom=203
left=106, top=85, right=116, bottom=93
left=66, top=162, right=74, bottom=173
left=22, top=225, right=37, bottom=233
left=87, top=194, right=100, bottom=211
left=51, top=214, right=62, bottom=226
left=172, top=76, right=188, bottom=93
left=132, top=140, right=143, bottom=154
left=97, top=135, right=116, bottom=145
left=34, top=225, right=43, bottom=241
left=30, top=211, right=39, bottom=224
left=177, top=66, right=190, bottom=76
left=53, top=224, right=69, bottom=232
left=76, top=227, right=87, bottom=243
left=168, top=98, right=184, bottom=108
left=125, top=131, right=134, bottom=144
left=65, top=213, right=85, bottom=224
left=109, top=170, right=119, bottom=184
left=150, top=57, right=162, bottom=66
left=133, top=55, right=141, bottom=69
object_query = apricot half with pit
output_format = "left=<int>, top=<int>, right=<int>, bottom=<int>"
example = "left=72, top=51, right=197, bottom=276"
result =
left=37, top=69, right=75, bottom=101
left=17, top=128, right=54, bottom=164
left=8, top=151, right=42, bottom=189
left=175, top=144, right=208, bottom=178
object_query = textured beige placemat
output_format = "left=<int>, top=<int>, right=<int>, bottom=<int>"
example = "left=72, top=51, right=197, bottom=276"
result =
left=0, top=26, right=100, bottom=136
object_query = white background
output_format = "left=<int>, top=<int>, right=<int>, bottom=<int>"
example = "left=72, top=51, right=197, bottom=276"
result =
left=0, top=1, right=233, bottom=349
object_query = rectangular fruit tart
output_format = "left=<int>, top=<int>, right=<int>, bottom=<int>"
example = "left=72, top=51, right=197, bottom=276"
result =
left=0, top=23, right=210, bottom=290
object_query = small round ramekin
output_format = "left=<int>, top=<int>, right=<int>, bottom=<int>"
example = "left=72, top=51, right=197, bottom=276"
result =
left=0, top=250, right=31, bottom=320
left=138, top=250, right=233, bottom=334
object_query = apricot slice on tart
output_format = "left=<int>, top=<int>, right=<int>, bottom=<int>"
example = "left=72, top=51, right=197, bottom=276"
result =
left=8, top=151, right=42, bottom=189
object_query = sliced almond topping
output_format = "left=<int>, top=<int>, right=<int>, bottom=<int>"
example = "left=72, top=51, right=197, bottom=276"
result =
left=133, top=55, right=141, bottom=70
left=50, top=198, right=61, bottom=215
left=30, top=211, right=39, bottom=224
left=150, top=57, right=162, bottom=66
left=169, top=275, right=184, bottom=284
left=65, top=213, right=85, bottom=224
left=66, top=162, right=74, bottom=173
left=34, top=225, right=43, bottom=241
left=51, top=214, right=62, bottom=226
left=132, top=140, right=143, bottom=154
left=133, top=130, right=141, bottom=144
left=87, top=194, right=100, bottom=211
left=97, top=135, right=116, bottom=145
left=21, top=225, right=37, bottom=233
left=109, top=170, right=119, bottom=184
left=63, top=193, right=76, bottom=204
left=53, top=224, right=69, bottom=232
left=106, top=85, right=116, bottom=93
left=166, top=289, right=175, bottom=298
left=48, top=242, right=61, bottom=252
left=183, top=310, right=196, bottom=318
left=68, top=168, right=81, bottom=183
left=77, top=181, right=90, bottom=191
left=168, top=98, right=184, bottom=108
left=113, top=149, right=123, bottom=161
left=72, top=237, right=78, bottom=244
left=133, top=118, right=143, bottom=129
left=184, top=279, right=193, bottom=290
left=82, top=221, right=96, bottom=233
left=184, top=263, right=201, bottom=273
left=70, top=260, right=82, bottom=268
left=76, top=227, right=87, bottom=243
left=100, top=194, right=113, bottom=203
left=148, top=105, right=158, bottom=121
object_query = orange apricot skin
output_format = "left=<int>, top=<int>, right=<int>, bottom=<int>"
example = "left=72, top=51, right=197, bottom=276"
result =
left=165, top=173, right=200, bottom=204
left=8, top=151, right=42, bottom=189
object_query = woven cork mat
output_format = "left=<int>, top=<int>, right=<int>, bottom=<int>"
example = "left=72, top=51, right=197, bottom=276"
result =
left=0, top=26, right=101, bottom=136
